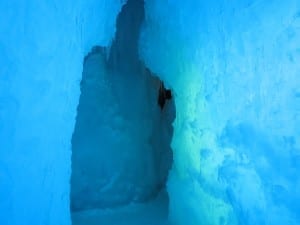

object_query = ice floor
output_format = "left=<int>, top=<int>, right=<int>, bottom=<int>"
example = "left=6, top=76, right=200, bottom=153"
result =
left=72, top=190, right=169, bottom=225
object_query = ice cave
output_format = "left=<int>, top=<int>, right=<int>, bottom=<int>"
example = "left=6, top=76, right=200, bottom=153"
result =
left=0, top=0, right=300, bottom=225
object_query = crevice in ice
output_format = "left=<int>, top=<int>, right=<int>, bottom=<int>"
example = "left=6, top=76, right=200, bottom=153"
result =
left=158, top=82, right=172, bottom=110
left=70, top=0, right=175, bottom=217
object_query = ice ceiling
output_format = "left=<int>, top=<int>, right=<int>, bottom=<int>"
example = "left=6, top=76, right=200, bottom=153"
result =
left=0, top=0, right=300, bottom=225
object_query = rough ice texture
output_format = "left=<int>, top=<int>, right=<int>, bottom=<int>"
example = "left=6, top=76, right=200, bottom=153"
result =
left=71, top=0, right=174, bottom=212
left=0, top=1, right=124, bottom=224
left=72, top=189, right=170, bottom=225
left=140, top=0, right=300, bottom=224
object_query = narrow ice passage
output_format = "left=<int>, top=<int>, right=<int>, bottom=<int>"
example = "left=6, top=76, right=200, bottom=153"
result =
left=71, top=0, right=174, bottom=222
left=0, top=1, right=300, bottom=225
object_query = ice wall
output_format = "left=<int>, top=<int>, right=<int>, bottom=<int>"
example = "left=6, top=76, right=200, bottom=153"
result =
left=0, top=1, right=124, bottom=224
left=71, top=0, right=174, bottom=212
left=140, top=0, right=300, bottom=224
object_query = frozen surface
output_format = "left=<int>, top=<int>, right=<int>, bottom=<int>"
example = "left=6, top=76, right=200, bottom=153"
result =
left=71, top=0, right=174, bottom=213
left=0, top=1, right=124, bottom=225
left=71, top=47, right=174, bottom=211
left=2, top=0, right=300, bottom=225
left=72, top=189, right=169, bottom=225
left=140, top=0, right=300, bottom=224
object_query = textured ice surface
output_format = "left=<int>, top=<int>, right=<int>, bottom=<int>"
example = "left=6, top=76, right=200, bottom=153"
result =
left=71, top=0, right=174, bottom=213
left=140, top=0, right=300, bottom=224
left=0, top=1, right=124, bottom=225
left=71, top=47, right=174, bottom=211
left=72, top=189, right=169, bottom=225
left=2, top=0, right=300, bottom=224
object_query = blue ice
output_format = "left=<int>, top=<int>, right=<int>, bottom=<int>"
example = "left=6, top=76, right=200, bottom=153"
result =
left=0, top=0, right=299, bottom=225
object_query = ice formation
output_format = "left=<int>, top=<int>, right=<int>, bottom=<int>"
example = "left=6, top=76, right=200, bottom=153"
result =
left=1, top=0, right=300, bottom=225
left=140, top=1, right=300, bottom=224
left=0, top=1, right=125, bottom=224
left=71, top=0, right=174, bottom=212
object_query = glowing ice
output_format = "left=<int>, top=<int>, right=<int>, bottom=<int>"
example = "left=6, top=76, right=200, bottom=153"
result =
left=140, top=0, right=300, bottom=224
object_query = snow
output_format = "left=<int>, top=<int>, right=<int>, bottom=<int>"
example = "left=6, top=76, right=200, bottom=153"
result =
left=0, top=1, right=124, bottom=225
left=72, top=189, right=169, bottom=225
left=71, top=0, right=173, bottom=219
left=140, top=0, right=300, bottom=224
left=1, top=0, right=300, bottom=225
left=71, top=45, right=173, bottom=211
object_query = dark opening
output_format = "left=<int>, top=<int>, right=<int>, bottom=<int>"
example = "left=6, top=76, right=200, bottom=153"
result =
left=158, top=82, right=172, bottom=110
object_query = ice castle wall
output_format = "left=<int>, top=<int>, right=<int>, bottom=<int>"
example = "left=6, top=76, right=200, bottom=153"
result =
left=0, top=1, right=124, bottom=224
left=140, top=0, right=300, bottom=224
